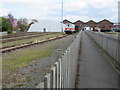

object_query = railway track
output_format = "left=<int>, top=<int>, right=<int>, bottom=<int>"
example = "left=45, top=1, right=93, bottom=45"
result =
left=2, top=32, right=58, bottom=43
left=2, top=32, right=43, bottom=39
left=0, top=35, right=67, bottom=53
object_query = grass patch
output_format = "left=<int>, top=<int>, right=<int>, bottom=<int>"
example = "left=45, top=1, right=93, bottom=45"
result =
left=2, top=44, right=54, bottom=74
left=2, top=33, right=77, bottom=88
left=2, top=33, right=63, bottom=47
left=0, top=43, right=2, bottom=48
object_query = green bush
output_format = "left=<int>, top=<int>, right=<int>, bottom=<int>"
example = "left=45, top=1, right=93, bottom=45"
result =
left=1, top=17, right=12, bottom=32
left=19, top=24, right=28, bottom=32
left=0, top=18, right=2, bottom=31
left=17, top=18, right=28, bottom=32
left=7, top=30, right=13, bottom=34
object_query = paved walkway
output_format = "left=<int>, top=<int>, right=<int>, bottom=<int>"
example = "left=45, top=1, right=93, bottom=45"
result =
left=77, top=31, right=118, bottom=88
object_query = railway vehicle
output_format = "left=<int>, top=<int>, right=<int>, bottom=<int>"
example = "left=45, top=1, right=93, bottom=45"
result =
left=64, top=23, right=75, bottom=34
left=93, top=27, right=101, bottom=32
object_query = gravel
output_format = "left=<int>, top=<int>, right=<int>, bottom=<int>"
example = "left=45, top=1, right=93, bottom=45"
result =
left=3, top=33, right=78, bottom=88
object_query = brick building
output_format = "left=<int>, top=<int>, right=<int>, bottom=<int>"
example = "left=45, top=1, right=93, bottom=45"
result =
left=73, top=20, right=84, bottom=32
left=63, top=19, right=114, bottom=31
left=85, top=20, right=97, bottom=27
left=63, top=19, right=72, bottom=24
left=97, top=19, right=113, bottom=28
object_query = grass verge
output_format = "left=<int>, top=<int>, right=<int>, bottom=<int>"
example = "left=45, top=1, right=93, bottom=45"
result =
left=2, top=33, right=63, bottom=47
left=2, top=44, right=54, bottom=74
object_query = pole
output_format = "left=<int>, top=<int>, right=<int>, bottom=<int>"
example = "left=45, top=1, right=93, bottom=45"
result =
left=61, top=0, right=63, bottom=33
left=118, top=1, right=120, bottom=27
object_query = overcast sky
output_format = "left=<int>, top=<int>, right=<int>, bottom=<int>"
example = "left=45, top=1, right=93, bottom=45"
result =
left=0, top=0, right=119, bottom=22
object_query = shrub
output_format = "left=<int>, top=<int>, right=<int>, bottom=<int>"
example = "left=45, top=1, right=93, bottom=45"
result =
left=1, top=17, right=12, bottom=32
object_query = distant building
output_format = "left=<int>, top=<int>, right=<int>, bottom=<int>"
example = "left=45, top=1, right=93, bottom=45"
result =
left=28, top=20, right=61, bottom=32
left=97, top=19, right=113, bottom=28
left=85, top=20, right=97, bottom=27
left=73, top=20, right=84, bottom=32
left=63, top=19, right=114, bottom=31
left=63, top=19, right=72, bottom=24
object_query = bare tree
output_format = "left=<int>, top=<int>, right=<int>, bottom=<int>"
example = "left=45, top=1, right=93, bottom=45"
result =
left=17, top=18, right=28, bottom=32
left=18, top=18, right=28, bottom=25
left=32, top=19, right=38, bottom=23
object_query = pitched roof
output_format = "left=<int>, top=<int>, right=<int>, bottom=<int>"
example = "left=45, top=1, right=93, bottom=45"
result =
left=98, top=19, right=113, bottom=24
left=73, top=20, right=84, bottom=24
left=86, top=20, right=97, bottom=24
left=63, top=19, right=72, bottom=24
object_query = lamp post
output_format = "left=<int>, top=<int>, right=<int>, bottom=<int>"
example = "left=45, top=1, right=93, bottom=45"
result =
left=61, top=0, right=63, bottom=33
left=118, top=1, right=120, bottom=27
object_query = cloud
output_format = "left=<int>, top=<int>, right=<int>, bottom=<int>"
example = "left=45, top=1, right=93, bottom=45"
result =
left=3, top=0, right=62, bottom=3
left=64, top=1, right=87, bottom=12
left=86, top=0, right=115, bottom=8
left=20, top=2, right=61, bottom=20
left=64, top=15, right=94, bottom=22
left=1, top=0, right=119, bottom=22
left=3, top=0, right=42, bottom=3
left=0, top=1, right=9, bottom=16
left=0, top=8, right=9, bottom=16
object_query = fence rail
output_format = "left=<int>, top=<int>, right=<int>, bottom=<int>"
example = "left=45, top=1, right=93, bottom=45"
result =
left=85, top=31, right=120, bottom=64
left=36, top=31, right=82, bottom=88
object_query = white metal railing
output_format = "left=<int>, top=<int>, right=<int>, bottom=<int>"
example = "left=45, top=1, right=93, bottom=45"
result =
left=36, top=31, right=82, bottom=88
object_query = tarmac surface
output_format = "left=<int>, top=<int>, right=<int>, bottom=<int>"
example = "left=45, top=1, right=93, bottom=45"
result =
left=77, top=31, right=119, bottom=88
